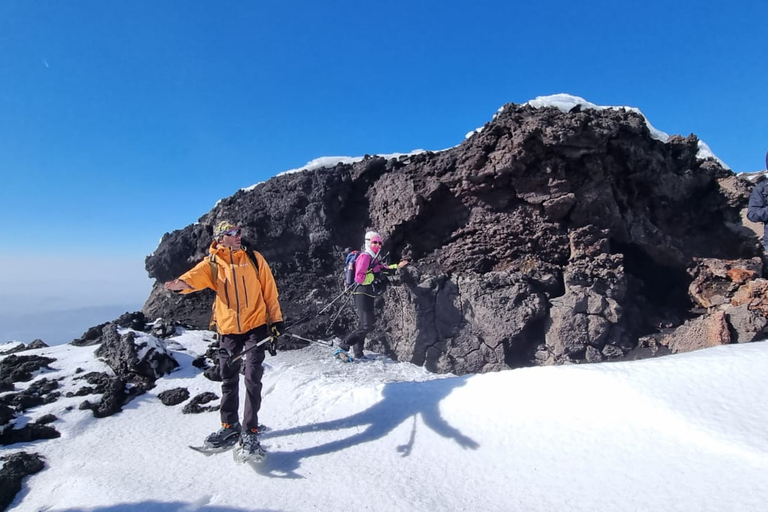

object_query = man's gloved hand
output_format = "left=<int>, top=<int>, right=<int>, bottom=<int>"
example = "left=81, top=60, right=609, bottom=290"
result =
left=266, top=321, right=284, bottom=357
left=267, top=338, right=278, bottom=357
left=270, top=321, right=285, bottom=337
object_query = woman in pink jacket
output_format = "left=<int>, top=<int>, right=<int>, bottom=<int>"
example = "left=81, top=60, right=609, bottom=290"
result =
left=336, top=230, right=408, bottom=360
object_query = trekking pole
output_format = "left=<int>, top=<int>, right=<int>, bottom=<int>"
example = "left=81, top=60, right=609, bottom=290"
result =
left=226, top=334, right=274, bottom=367
left=284, top=332, right=334, bottom=347
left=317, top=247, right=385, bottom=317
left=225, top=311, right=314, bottom=367
left=314, top=251, right=373, bottom=322
left=317, top=288, right=351, bottom=316
left=325, top=290, right=355, bottom=334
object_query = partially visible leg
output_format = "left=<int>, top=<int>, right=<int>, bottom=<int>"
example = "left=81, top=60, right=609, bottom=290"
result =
left=342, top=293, right=374, bottom=355
left=218, top=334, right=244, bottom=427
left=242, top=325, right=268, bottom=432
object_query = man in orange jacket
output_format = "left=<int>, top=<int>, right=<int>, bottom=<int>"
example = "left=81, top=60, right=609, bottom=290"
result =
left=165, top=220, right=284, bottom=459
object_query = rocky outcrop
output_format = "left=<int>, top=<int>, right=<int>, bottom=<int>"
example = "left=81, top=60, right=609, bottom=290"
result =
left=74, top=371, right=134, bottom=419
left=0, top=340, right=47, bottom=355
left=631, top=258, right=768, bottom=354
left=0, top=315, right=183, bottom=426
left=0, top=355, right=56, bottom=392
left=94, top=325, right=178, bottom=387
left=68, top=318, right=180, bottom=417
left=142, top=101, right=764, bottom=375
left=0, top=420, right=60, bottom=446
left=0, top=452, right=45, bottom=511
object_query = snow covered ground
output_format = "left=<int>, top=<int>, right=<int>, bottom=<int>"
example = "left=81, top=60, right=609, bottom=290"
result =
left=2, top=330, right=768, bottom=512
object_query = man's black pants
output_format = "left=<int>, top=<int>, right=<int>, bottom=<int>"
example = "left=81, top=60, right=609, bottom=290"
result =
left=218, top=324, right=268, bottom=432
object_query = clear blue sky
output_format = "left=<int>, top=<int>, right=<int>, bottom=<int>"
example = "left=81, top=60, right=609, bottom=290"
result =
left=1, top=1, right=767, bottom=329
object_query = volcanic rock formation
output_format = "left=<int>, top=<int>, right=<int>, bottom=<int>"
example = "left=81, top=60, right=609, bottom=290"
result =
left=143, top=101, right=765, bottom=375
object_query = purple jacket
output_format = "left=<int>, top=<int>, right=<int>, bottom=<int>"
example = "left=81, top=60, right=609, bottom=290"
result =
left=353, top=252, right=391, bottom=285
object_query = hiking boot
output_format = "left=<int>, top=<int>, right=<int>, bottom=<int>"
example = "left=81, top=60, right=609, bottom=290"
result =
left=353, top=347, right=366, bottom=360
left=333, top=348, right=353, bottom=362
left=337, top=340, right=351, bottom=351
left=239, top=428, right=266, bottom=459
left=203, top=422, right=241, bottom=449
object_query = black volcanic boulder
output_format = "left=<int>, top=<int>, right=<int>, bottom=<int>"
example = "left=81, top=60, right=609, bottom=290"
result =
left=94, top=324, right=179, bottom=387
left=182, top=392, right=220, bottom=414
left=158, top=387, right=190, bottom=406
left=0, top=354, right=56, bottom=391
left=0, top=452, right=45, bottom=510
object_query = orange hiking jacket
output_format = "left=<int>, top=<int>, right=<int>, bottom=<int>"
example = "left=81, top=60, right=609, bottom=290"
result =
left=177, top=241, right=283, bottom=335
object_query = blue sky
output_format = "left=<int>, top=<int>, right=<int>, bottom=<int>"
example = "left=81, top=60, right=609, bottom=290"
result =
left=1, top=1, right=767, bottom=341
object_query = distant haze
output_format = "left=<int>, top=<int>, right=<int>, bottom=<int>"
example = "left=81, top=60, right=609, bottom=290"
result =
left=0, top=304, right=144, bottom=345
left=0, top=255, right=152, bottom=345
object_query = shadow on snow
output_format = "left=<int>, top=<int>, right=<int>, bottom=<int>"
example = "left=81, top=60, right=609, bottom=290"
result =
left=256, top=376, right=478, bottom=478
left=55, top=502, right=262, bottom=512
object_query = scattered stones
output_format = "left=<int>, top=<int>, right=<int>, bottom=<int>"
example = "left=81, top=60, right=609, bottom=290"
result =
left=158, top=387, right=190, bottom=406
left=182, top=392, right=220, bottom=414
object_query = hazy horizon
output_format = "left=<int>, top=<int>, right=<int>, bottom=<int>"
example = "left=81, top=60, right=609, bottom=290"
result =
left=0, top=253, right=152, bottom=345
left=0, top=302, right=146, bottom=345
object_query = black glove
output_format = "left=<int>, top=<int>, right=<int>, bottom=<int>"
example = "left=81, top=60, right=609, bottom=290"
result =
left=270, top=322, right=285, bottom=337
left=267, top=338, right=278, bottom=357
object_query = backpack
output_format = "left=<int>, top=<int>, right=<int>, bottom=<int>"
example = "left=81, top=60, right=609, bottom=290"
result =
left=344, top=250, right=360, bottom=289
left=208, top=247, right=261, bottom=330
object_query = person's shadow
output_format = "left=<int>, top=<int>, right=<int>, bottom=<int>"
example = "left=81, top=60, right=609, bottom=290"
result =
left=255, top=376, right=478, bottom=478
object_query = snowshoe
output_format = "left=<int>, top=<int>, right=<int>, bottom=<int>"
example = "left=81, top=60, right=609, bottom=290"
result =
left=333, top=348, right=354, bottom=363
left=190, top=422, right=240, bottom=453
left=189, top=444, right=232, bottom=455
left=190, top=423, right=270, bottom=455
left=233, top=430, right=266, bottom=464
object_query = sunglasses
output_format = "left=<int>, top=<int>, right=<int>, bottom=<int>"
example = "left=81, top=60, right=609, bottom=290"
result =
left=223, top=228, right=242, bottom=237
left=370, top=241, right=382, bottom=246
